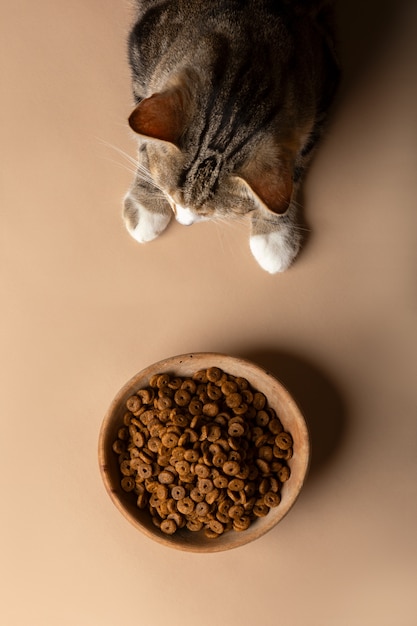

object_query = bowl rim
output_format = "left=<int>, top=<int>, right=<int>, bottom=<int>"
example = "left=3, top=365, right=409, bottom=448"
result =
left=98, top=352, right=310, bottom=552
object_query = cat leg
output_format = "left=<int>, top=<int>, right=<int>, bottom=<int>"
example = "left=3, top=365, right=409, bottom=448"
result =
left=124, top=185, right=172, bottom=243
left=123, top=152, right=172, bottom=243
left=249, top=203, right=301, bottom=273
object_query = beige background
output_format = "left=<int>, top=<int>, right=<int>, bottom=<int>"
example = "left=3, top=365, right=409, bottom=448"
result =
left=1, top=1, right=417, bottom=624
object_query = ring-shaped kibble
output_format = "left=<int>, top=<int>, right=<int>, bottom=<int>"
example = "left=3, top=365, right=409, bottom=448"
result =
left=212, top=452, right=228, bottom=467
left=256, top=458, right=270, bottom=475
left=177, top=497, right=195, bottom=515
left=208, top=519, right=224, bottom=534
left=268, top=418, right=283, bottom=435
left=187, top=518, right=203, bottom=532
left=228, top=504, right=245, bottom=520
left=284, top=447, right=293, bottom=460
left=206, top=367, right=223, bottom=383
left=275, top=431, right=293, bottom=450
left=192, top=370, right=208, bottom=383
left=198, top=478, right=214, bottom=494
left=264, top=491, right=281, bottom=507
left=225, top=392, right=243, bottom=409
left=120, top=460, right=133, bottom=476
left=204, top=527, right=220, bottom=539
left=136, top=492, right=148, bottom=508
left=254, top=433, right=268, bottom=448
left=256, top=410, right=270, bottom=427
left=137, top=463, right=153, bottom=479
left=233, top=404, right=248, bottom=416
left=228, top=478, right=245, bottom=492
left=161, top=432, right=179, bottom=448
left=181, top=378, right=197, bottom=393
left=235, top=376, right=249, bottom=390
left=158, top=470, right=175, bottom=484
left=171, top=485, right=186, bottom=500
left=253, top=503, right=269, bottom=517
left=259, top=445, right=274, bottom=462
left=138, top=449, right=154, bottom=464
left=241, top=389, right=254, bottom=404
left=121, top=476, right=135, bottom=492
left=170, top=446, right=185, bottom=462
left=253, top=392, right=266, bottom=410
left=195, top=501, right=210, bottom=517
left=236, top=464, right=250, bottom=480
left=273, top=445, right=287, bottom=459
left=174, top=389, right=191, bottom=407
left=233, top=515, right=251, bottom=531
left=132, top=430, right=145, bottom=448
left=190, top=487, right=205, bottom=503
left=207, top=383, right=222, bottom=401
left=189, top=399, right=203, bottom=417
left=218, top=499, right=232, bottom=515
left=207, top=425, right=222, bottom=442
left=228, top=422, right=245, bottom=437
left=223, top=460, right=240, bottom=476
left=183, top=449, right=199, bottom=463
left=195, top=463, right=210, bottom=478
left=126, top=395, right=142, bottom=413
left=160, top=519, right=177, bottom=535
left=147, top=436, right=162, bottom=453
left=171, top=413, right=188, bottom=427
left=278, top=466, right=291, bottom=482
left=185, top=427, right=199, bottom=443
left=175, top=459, right=190, bottom=476
left=112, top=440, right=125, bottom=454
left=117, top=427, right=129, bottom=441
left=156, top=373, right=170, bottom=388
left=156, top=484, right=168, bottom=501
left=214, top=475, right=229, bottom=489
left=158, top=453, right=171, bottom=467
left=137, top=388, right=155, bottom=405
left=259, top=477, right=270, bottom=495
left=221, top=380, right=238, bottom=395
left=205, top=487, right=219, bottom=505
left=167, top=376, right=182, bottom=390
left=157, top=396, right=172, bottom=410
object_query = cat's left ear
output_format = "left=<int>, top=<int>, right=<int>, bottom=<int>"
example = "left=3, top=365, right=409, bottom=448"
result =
left=238, top=161, right=293, bottom=215
left=128, top=88, right=187, bottom=145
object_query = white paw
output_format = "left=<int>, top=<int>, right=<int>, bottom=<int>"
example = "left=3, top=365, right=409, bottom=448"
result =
left=249, top=231, right=299, bottom=273
left=124, top=194, right=172, bottom=243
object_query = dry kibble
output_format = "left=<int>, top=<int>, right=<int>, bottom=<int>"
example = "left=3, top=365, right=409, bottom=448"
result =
left=121, top=476, right=135, bottom=492
left=275, top=431, right=293, bottom=450
left=160, top=519, right=177, bottom=535
left=126, top=395, right=142, bottom=413
left=113, top=368, right=293, bottom=539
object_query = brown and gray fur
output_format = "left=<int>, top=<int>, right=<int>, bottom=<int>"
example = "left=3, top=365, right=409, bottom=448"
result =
left=123, top=0, right=339, bottom=272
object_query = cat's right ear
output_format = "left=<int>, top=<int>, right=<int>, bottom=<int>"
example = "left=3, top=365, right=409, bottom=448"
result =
left=128, top=88, right=187, bottom=145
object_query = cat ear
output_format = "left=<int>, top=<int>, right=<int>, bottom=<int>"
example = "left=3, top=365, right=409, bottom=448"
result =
left=128, top=88, right=186, bottom=145
left=239, top=165, right=293, bottom=215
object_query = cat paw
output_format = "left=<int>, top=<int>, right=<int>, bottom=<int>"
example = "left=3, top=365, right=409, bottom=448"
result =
left=123, top=193, right=172, bottom=243
left=249, top=230, right=300, bottom=273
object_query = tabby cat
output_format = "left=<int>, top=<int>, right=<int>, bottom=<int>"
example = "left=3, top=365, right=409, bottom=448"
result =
left=123, top=0, right=339, bottom=272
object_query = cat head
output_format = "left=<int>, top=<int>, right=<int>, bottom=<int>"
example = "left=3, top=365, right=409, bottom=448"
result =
left=127, top=73, right=298, bottom=226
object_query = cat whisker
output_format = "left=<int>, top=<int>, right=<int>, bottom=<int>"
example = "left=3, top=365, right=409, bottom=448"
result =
left=97, top=138, right=167, bottom=194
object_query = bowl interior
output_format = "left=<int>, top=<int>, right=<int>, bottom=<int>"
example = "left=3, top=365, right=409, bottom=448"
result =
left=99, top=353, right=310, bottom=552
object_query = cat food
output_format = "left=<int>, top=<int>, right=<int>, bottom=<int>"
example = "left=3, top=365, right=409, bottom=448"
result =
left=112, top=368, right=293, bottom=538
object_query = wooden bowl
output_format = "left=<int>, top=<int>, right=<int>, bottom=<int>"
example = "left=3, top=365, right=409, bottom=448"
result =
left=98, top=353, right=310, bottom=552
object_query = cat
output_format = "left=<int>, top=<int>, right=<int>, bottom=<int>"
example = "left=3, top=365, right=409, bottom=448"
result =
left=123, top=0, right=339, bottom=273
